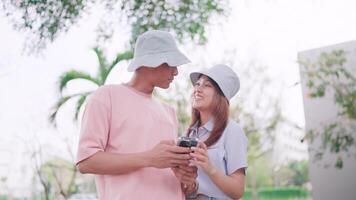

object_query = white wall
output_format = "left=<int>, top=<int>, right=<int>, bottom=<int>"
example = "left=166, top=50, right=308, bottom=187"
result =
left=298, top=41, right=356, bottom=200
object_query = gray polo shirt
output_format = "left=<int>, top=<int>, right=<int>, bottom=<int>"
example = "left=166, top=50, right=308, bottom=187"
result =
left=189, top=118, right=248, bottom=200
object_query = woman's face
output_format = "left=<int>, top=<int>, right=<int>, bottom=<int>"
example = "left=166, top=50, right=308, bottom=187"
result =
left=192, top=75, right=217, bottom=112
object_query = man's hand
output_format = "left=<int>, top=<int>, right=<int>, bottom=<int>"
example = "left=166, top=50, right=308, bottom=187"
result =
left=172, top=165, right=198, bottom=196
left=146, top=140, right=192, bottom=168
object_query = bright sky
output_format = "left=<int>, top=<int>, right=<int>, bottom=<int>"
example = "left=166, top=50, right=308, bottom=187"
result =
left=1, top=0, right=356, bottom=195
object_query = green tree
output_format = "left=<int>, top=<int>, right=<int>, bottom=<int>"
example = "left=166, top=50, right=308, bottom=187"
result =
left=274, top=160, right=309, bottom=187
left=229, top=61, right=291, bottom=199
left=246, top=153, right=274, bottom=190
left=1, top=0, right=228, bottom=52
left=30, top=145, right=52, bottom=200
left=288, top=160, right=309, bottom=186
left=236, top=103, right=282, bottom=199
left=40, top=157, right=78, bottom=199
left=49, top=47, right=133, bottom=126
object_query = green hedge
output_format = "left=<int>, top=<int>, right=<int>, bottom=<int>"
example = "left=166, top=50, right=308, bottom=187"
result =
left=242, top=187, right=310, bottom=200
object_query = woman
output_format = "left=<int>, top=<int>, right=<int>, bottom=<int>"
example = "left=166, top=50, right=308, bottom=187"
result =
left=184, top=64, right=248, bottom=200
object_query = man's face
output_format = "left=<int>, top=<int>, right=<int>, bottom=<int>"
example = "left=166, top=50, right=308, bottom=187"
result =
left=151, top=63, right=178, bottom=89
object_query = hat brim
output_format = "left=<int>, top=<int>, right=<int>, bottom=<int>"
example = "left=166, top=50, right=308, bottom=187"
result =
left=190, top=71, right=220, bottom=86
left=128, top=51, right=191, bottom=72
left=190, top=72, right=204, bottom=85
left=190, top=71, right=228, bottom=98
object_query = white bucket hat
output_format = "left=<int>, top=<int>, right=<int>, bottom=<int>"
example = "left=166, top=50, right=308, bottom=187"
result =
left=190, top=64, right=240, bottom=100
left=128, top=30, right=191, bottom=72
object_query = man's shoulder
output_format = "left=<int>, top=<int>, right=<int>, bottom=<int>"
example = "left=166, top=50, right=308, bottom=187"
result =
left=92, top=84, right=122, bottom=97
left=97, top=84, right=122, bottom=92
left=88, top=84, right=124, bottom=105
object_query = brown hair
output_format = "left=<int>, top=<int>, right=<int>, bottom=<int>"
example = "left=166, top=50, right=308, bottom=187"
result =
left=187, top=76, right=229, bottom=147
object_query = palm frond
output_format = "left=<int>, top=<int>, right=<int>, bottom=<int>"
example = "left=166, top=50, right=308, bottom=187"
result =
left=104, top=50, right=133, bottom=81
left=74, top=92, right=91, bottom=121
left=49, top=93, right=83, bottom=127
left=110, top=50, right=134, bottom=70
left=59, top=70, right=100, bottom=93
left=93, top=47, right=109, bottom=84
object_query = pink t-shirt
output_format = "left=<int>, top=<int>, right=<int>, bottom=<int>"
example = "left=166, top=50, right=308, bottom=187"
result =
left=76, top=84, right=183, bottom=200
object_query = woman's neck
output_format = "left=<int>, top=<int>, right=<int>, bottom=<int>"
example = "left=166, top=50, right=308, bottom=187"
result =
left=199, top=111, right=213, bottom=127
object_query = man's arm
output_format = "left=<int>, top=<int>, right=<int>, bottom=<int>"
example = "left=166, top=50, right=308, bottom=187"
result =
left=78, top=140, right=192, bottom=175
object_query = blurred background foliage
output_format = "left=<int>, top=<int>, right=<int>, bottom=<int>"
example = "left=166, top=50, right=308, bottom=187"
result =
left=1, top=0, right=228, bottom=52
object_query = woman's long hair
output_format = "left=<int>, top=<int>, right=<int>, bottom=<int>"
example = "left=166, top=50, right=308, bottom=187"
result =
left=187, top=76, right=229, bottom=147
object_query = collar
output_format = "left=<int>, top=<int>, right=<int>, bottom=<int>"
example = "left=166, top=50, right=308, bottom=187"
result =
left=202, top=118, right=214, bottom=132
left=190, top=117, right=215, bottom=132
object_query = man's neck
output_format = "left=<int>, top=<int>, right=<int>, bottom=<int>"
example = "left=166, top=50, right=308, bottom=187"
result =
left=127, top=74, right=154, bottom=94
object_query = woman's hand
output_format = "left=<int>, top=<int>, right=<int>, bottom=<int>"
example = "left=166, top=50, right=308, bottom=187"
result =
left=190, top=142, right=217, bottom=177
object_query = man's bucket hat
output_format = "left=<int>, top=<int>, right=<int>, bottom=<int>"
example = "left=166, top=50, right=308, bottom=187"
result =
left=128, top=30, right=191, bottom=72
left=190, top=64, right=240, bottom=100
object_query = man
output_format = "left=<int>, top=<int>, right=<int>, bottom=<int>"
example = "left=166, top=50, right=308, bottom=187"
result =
left=76, top=30, right=197, bottom=200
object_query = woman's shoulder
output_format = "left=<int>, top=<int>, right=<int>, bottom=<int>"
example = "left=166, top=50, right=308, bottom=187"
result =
left=226, top=119, right=243, bottom=132
left=224, top=119, right=247, bottom=139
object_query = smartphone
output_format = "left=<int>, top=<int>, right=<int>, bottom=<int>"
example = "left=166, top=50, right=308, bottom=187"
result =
left=177, top=136, right=198, bottom=147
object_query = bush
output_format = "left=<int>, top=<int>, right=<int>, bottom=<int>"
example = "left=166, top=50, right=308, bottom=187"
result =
left=242, top=187, right=310, bottom=200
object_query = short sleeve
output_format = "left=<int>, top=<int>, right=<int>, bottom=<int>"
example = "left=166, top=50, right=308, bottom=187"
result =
left=76, top=88, right=112, bottom=165
left=224, top=121, right=248, bottom=175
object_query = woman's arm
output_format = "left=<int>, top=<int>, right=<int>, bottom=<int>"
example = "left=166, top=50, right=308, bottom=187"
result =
left=204, top=167, right=245, bottom=199
left=190, top=142, right=246, bottom=199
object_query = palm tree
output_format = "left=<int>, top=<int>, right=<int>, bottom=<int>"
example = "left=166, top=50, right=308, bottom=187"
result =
left=49, top=47, right=133, bottom=127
